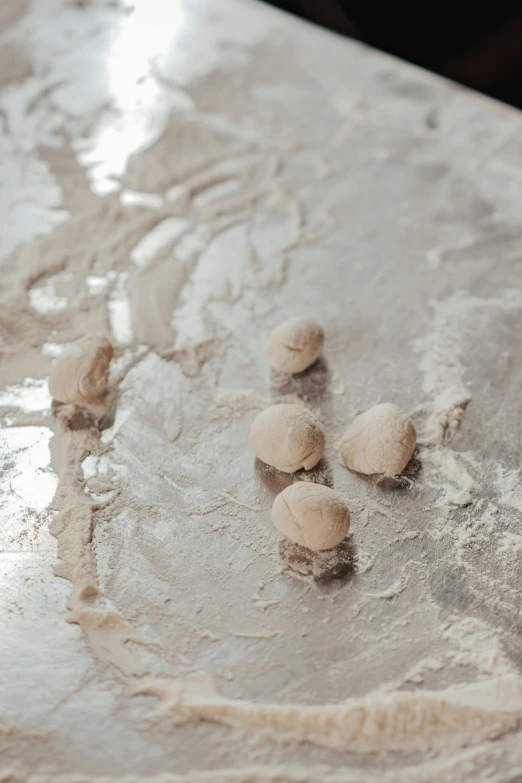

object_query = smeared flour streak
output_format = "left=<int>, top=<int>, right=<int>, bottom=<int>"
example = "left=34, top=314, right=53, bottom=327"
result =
left=413, top=290, right=522, bottom=445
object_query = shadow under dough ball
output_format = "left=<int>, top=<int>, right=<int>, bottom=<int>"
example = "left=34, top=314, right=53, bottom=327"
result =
left=249, top=403, right=325, bottom=473
left=340, top=402, right=416, bottom=477
left=272, top=481, right=350, bottom=551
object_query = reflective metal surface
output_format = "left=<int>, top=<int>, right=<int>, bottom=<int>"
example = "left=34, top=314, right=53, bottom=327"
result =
left=1, top=1, right=522, bottom=780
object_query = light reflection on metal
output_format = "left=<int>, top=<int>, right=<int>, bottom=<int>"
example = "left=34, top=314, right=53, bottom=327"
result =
left=0, top=379, right=52, bottom=413
left=75, top=0, right=189, bottom=195
left=1, top=427, right=57, bottom=518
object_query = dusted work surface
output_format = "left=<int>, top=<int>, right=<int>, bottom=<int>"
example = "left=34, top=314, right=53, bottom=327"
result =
left=2, top=0, right=522, bottom=780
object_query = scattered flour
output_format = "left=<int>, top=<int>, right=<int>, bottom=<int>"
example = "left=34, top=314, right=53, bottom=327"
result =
left=422, top=448, right=478, bottom=508
left=403, top=657, right=445, bottom=685
left=495, top=465, right=522, bottom=513
left=497, top=532, right=522, bottom=559
left=442, top=617, right=516, bottom=678
left=138, top=672, right=522, bottom=754
left=413, top=290, right=522, bottom=445
left=164, top=407, right=183, bottom=442
left=211, top=388, right=304, bottom=419
left=370, top=565, right=411, bottom=600
left=3, top=5, right=522, bottom=777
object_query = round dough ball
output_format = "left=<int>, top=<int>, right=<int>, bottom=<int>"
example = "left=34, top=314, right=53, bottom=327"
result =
left=272, top=482, right=350, bottom=550
left=340, top=402, right=416, bottom=476
left=49, top=335, right=113, bottom=404
left=265, top=317, right=324, bottom=374
left=249, top=404, right=325, bottom=473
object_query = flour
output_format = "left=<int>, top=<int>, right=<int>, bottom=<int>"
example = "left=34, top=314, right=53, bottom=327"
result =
left=450, top=489, right=473, bottom=507
left=442, top=617, right=516, bottom=678
left=130, top=218, right=191, bottom=269
left=402, top=657, right=445, bottom=684
left=210, top=388, right=304, bottom=419
left=36, top=349, right=522, bottom=761
left=413, top=291, right=522, bottom=445
left=422, top=448, right=478, bottom=507
left=139, top=672, right=522, bottom=754
left=370, top=564, right=411, bottom=600
left=497, top=531, right=522, bottom=558
left=47, top=405, right=147, bottom=679
left=494, top=465, right=522, bottom=513
left=164, top=407, right=183, bottom=442
left=171, top=339, right=217, bottom=377
left=3, top=1, right=522, bottom=778
left=0, top=747, right=514, bottom=783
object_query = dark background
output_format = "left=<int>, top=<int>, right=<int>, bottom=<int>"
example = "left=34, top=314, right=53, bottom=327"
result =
left=265, top=0, right=522, bottom=108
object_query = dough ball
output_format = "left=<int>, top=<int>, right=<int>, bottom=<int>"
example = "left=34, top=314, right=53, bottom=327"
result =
left=249, top=403, right=325, bottom=473
left=340, top=402, right=416, bottom=476
left=265, top=317, right=324, bottom=374
left=272, top=482, right=350, bottom=551
left=49, top=335, right=113, bottom=404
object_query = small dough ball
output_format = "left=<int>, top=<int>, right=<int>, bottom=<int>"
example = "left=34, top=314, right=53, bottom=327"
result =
left=265, top=317, right=324, bottom=374
left=49, top=335, right=113, bottom=404
left=272, top=482, right=350, bottom=551
left=249, top=404, right=325, bottom=473
left=340, top=402, right=416, bottom=476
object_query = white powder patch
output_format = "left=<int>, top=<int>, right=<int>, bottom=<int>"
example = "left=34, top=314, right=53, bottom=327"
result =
left=495, top=465, right=522, bottom=513
left=42, top=342, right=65, bottom=359
left=164, top=407, right=182, bottom=442
left=130, top=217, right=190, bottom=269
left=0, top=378, right=52, bottom=413
left=172, top=222, right=252, bottom=345
left=108, top=272, right=134, bottom=345
left=250, top=191, right=301, bottom=260
left=120, top=189, right=164, bottom=209
left=457, top=503, right=498, bottom=561
left=422, top=448, right=478, bottom=507
left=451, top=490, right=473, bottom=507
left=0, top=110, right=68, bottom=261
left=402, top=657, right=445, bottom=685
left=442, top=617, right=516, bottom=678
left=498, top=532, right=522, bottom=559
left=28, top=273, right=69, bottom=314
left=370, top=565, right=411, bottom=600
left=211, top=387, right=304, bottom=419
left=413, top=291, right=522, bottom=445
left=85, top=275, right=109, bottom=295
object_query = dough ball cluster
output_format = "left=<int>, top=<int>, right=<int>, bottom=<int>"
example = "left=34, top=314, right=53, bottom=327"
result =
left=271, top=482, right=350, bottom=550
left=251, top=319, right=349, bottom=553
left=252, top=318, right=418, bottom=552
left=249, top=403, right=325, bottom=473
left=340, top=402, right=416, bottom=476
left=265, top=317, right=324, bottom=374
left=49, top=335, right=113, bottom=404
